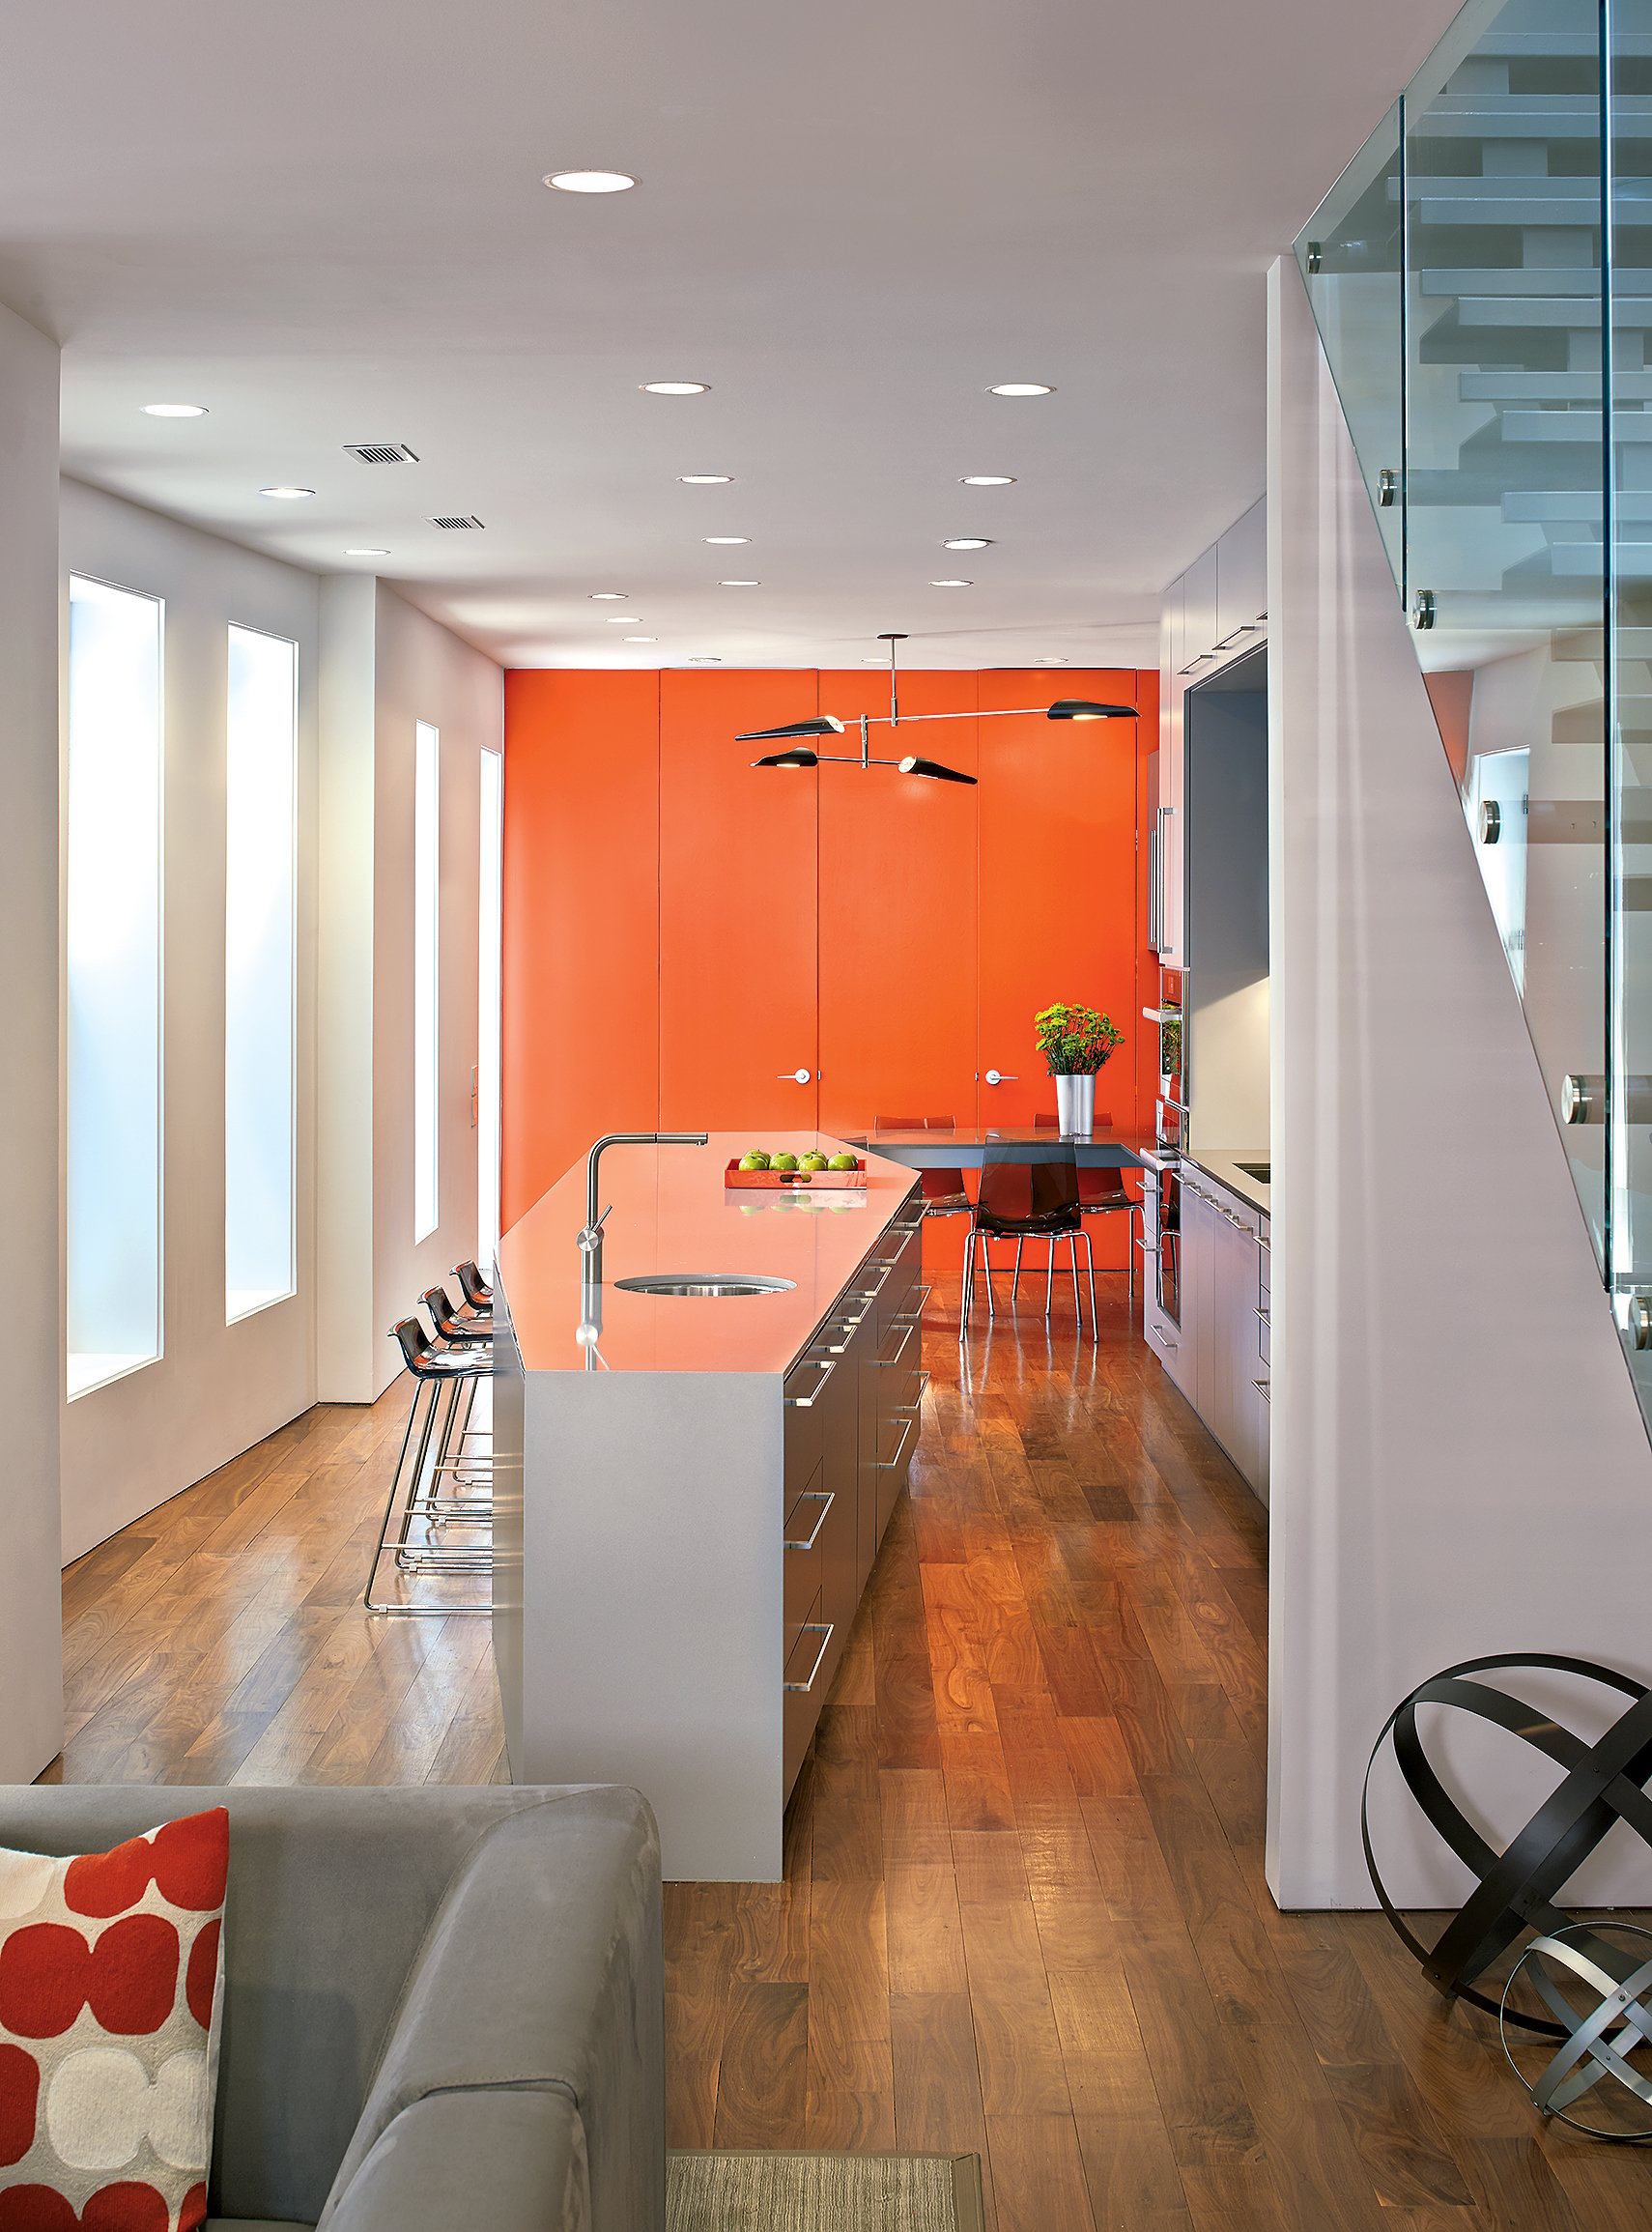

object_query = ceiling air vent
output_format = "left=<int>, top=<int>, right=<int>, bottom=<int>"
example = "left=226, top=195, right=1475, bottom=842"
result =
left=344, top=443, right=419, bottom=464
left=430, top=515, right=485, bottom=530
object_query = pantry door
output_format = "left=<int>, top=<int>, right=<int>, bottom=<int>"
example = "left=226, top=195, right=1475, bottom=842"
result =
left=816, top=671, right=979, bottom=1139
left=976, top=670, right=1143, bottom=1132
left=659, top=671, right=821, bottom=1136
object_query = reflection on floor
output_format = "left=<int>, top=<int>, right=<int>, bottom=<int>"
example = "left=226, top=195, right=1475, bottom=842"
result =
left=47, top=1275, right=1652, bottom=2231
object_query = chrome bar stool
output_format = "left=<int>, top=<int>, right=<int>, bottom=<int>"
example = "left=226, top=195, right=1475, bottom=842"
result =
left=454, top=1259, right=494, bottom=1311
left=364, top=1316, right=495, bottom=1616
left=418, top=1283, right=495, bottom=1496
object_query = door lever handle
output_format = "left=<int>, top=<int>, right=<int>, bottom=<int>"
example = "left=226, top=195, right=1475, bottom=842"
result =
left=777, top=1069, right=812, bottom=1083
left=983, top=1071, right=1017, bottom=1086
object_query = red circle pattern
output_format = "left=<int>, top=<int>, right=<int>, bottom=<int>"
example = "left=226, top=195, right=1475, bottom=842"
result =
left=64, top=1821, right=227, bottom=1922
left=0, top=2046, right=37, bottom=2169
left=0, top=1919, right=179, bottom=2042
left=0, top=2182, right=171, bottom=2232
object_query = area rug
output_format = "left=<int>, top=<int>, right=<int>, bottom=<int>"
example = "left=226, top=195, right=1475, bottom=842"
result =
left=666, top=2151, right=985, bottom=2232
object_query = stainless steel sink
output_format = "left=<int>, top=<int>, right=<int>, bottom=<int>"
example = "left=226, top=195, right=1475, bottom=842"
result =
left=1236, top=1160, right=1270, bottom=1184
left=613, top=1273, right=796, bottom=1299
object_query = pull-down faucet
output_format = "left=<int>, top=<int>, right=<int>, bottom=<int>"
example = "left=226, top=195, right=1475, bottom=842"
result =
left=578, top=1131, right=710, bottom=1288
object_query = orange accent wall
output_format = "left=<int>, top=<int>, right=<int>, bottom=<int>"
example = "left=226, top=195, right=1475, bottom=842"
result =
left=501, top=666, right=1158, bottom=1235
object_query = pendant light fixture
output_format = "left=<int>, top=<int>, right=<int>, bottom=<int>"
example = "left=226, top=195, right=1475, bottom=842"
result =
left=740, top=633, right=1134, bottom=780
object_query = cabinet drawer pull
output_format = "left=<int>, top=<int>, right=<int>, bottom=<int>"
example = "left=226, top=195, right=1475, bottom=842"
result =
left=890, top=1284, right=932, bottom=1322
left=785, top=1358, right=836, bottom=1408
left=1254, top=1305, right=1269, bottom=1326
left=783, top=1490, right=834, bottom=1552
left=875, top=1415, right=916, bottom=1470
left=784, top=1623, right=835, bottom=1694
left=892, top=1370, right=930, bottom=1413
left=870, top=1323, right=916, bottom=1369
left=854, top=1263, right=894, bottom=1299
left=1153, top=1330, right=1180, bottom=1353
left=1253, top=1377, right=1270, bottom=1403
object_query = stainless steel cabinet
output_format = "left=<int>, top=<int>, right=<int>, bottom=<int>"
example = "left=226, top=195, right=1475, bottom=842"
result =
left=783, top=1192, right=924, bottom=1801
left=1160, top=1168, right=1268, bottom=1502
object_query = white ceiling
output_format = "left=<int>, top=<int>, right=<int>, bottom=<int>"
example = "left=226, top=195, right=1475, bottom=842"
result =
left=1, top=0, right=1461, bottom=671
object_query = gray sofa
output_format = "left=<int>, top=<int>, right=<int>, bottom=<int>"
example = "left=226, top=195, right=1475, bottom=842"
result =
left=0, top=1785, right=664, bottom=2232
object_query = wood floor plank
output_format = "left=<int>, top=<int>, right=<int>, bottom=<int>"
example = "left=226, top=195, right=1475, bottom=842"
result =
left=711, top=1981, right=809, bottom=2151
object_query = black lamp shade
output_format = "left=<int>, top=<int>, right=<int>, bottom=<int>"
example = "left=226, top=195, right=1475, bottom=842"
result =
left=1046, top=700, right=1135, bottom=721
left=897, top=755, right=978, bottom=786
left=752, top=748, right=819, bottom=769
left=735, top=715, right=845, bottom=742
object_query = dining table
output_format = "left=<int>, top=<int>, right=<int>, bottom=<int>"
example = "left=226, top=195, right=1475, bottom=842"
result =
left=847, top=1126, right=1149, bottom=1172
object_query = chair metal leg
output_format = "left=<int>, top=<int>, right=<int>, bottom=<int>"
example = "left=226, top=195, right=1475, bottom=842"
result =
left=1045, top=1236, right=1055, bottom=1321
left=1080, top=1227, right=1098, bottom=1339
left=1012, top=1237, right=1024, bottom=1302
left=985, top=1235, right=996, bottom=1320
left=1069, top=1230, right=1082, bottom=1326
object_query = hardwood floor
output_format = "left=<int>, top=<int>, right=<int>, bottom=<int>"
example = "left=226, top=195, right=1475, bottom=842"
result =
left=45, top=1274, right=1652, bottom=2230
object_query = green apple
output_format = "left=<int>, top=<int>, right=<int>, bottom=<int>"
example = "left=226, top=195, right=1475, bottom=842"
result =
left=739, top=1150, right=770, bottom=1171
left=800, top=1151, right=829, bottom=1172
left=827, top=1153, right=858, bottom=1172
left=773, top=1152, right=799, bottom=1173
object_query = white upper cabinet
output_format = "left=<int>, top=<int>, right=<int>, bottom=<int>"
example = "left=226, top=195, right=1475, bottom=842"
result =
left=1182, top=545, right=1217, bottom=673
left=1216, top=498, right=1267, bottom=646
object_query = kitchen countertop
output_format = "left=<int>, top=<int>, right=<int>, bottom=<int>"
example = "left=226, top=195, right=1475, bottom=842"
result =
left=495, top=1131, right=918, bottom=1376
left=1181, top=1147, right=1270, bottom=1217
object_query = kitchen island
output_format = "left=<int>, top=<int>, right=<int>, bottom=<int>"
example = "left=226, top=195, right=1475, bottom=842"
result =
left=491, top=1132, right=923, bottom=1880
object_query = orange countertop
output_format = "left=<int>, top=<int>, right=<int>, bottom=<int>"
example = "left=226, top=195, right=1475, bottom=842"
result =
left=495, top=1132, right=919, bottom=1375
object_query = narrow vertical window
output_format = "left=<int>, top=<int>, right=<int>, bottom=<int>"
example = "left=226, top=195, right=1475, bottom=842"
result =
left=414, top=720, right=441, bottom=1241
left=67, top=576, right=163, bottom=1397
left=477, top=748, right=503, bottom=1269
left=225, top=625, right=298, bottom=1321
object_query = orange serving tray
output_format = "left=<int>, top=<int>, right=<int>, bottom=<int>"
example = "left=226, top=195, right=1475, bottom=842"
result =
left=724, top=1157, right=868, bottom=1189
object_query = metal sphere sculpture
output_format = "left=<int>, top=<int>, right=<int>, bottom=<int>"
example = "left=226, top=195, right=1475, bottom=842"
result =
left=1362, top=1653, right=1652, bottom=2034
left=1500, top=1924, right=1652, bottom=2140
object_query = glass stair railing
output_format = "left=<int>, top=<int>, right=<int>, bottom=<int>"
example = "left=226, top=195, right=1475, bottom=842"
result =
left=1297, top=0, right=1652, bottom=1420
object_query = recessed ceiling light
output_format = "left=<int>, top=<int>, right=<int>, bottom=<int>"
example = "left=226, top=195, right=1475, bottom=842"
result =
left=943, top=538, right=992, bottom=551
left=642, top=381, right=709, bottom=395
left=961, top=474, right=1015, bottom=486
left=605, top=615, right=642, bottom=623
left=1034, top=656, right=1068, bottom=665
left=346, top=547, right=389, bottom=557
left=688, top=656, right=722, bottom=664
left=703, top=536, right=750, bottom=545
left=988, top=383, right=1053, bottom=397
left=545, top=170, right=636, bottom=193
left=260, top=485, right=314, bottom=500
left=719, top=580, right=760, bottom=587
left=142, top=402, right=207, bottom=418
left=930, top=578, right=972, bottom=588
left=589, top=591, right=629, bottom=600
left=678, top=473, right=732, bottom=485
left=625, top=635, right=657, bottom=644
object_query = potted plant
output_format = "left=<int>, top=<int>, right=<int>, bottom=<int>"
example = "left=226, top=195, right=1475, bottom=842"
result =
left=1034, top=1002, right=1124, bottom=1136
left=1159, top=1013, right=1182, bottom=1101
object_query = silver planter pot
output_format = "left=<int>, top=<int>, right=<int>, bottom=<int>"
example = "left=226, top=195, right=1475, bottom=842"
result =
left=1054, top=1072, right=1096, bottom=1136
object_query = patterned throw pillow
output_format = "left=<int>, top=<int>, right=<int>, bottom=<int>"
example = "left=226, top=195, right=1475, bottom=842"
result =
left=0, top=1810, right=229, bottom=2232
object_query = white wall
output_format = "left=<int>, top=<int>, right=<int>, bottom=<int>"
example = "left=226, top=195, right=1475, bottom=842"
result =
left=316, top=576, right=378, bottom=1401
left=0, top=305, right=66, bottom=1780
left=1266, top=258, right=1652, bottom=1909
left=316, top=581, right=502, bottom=1401
left=58, top=481, right=322, bottom=1565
